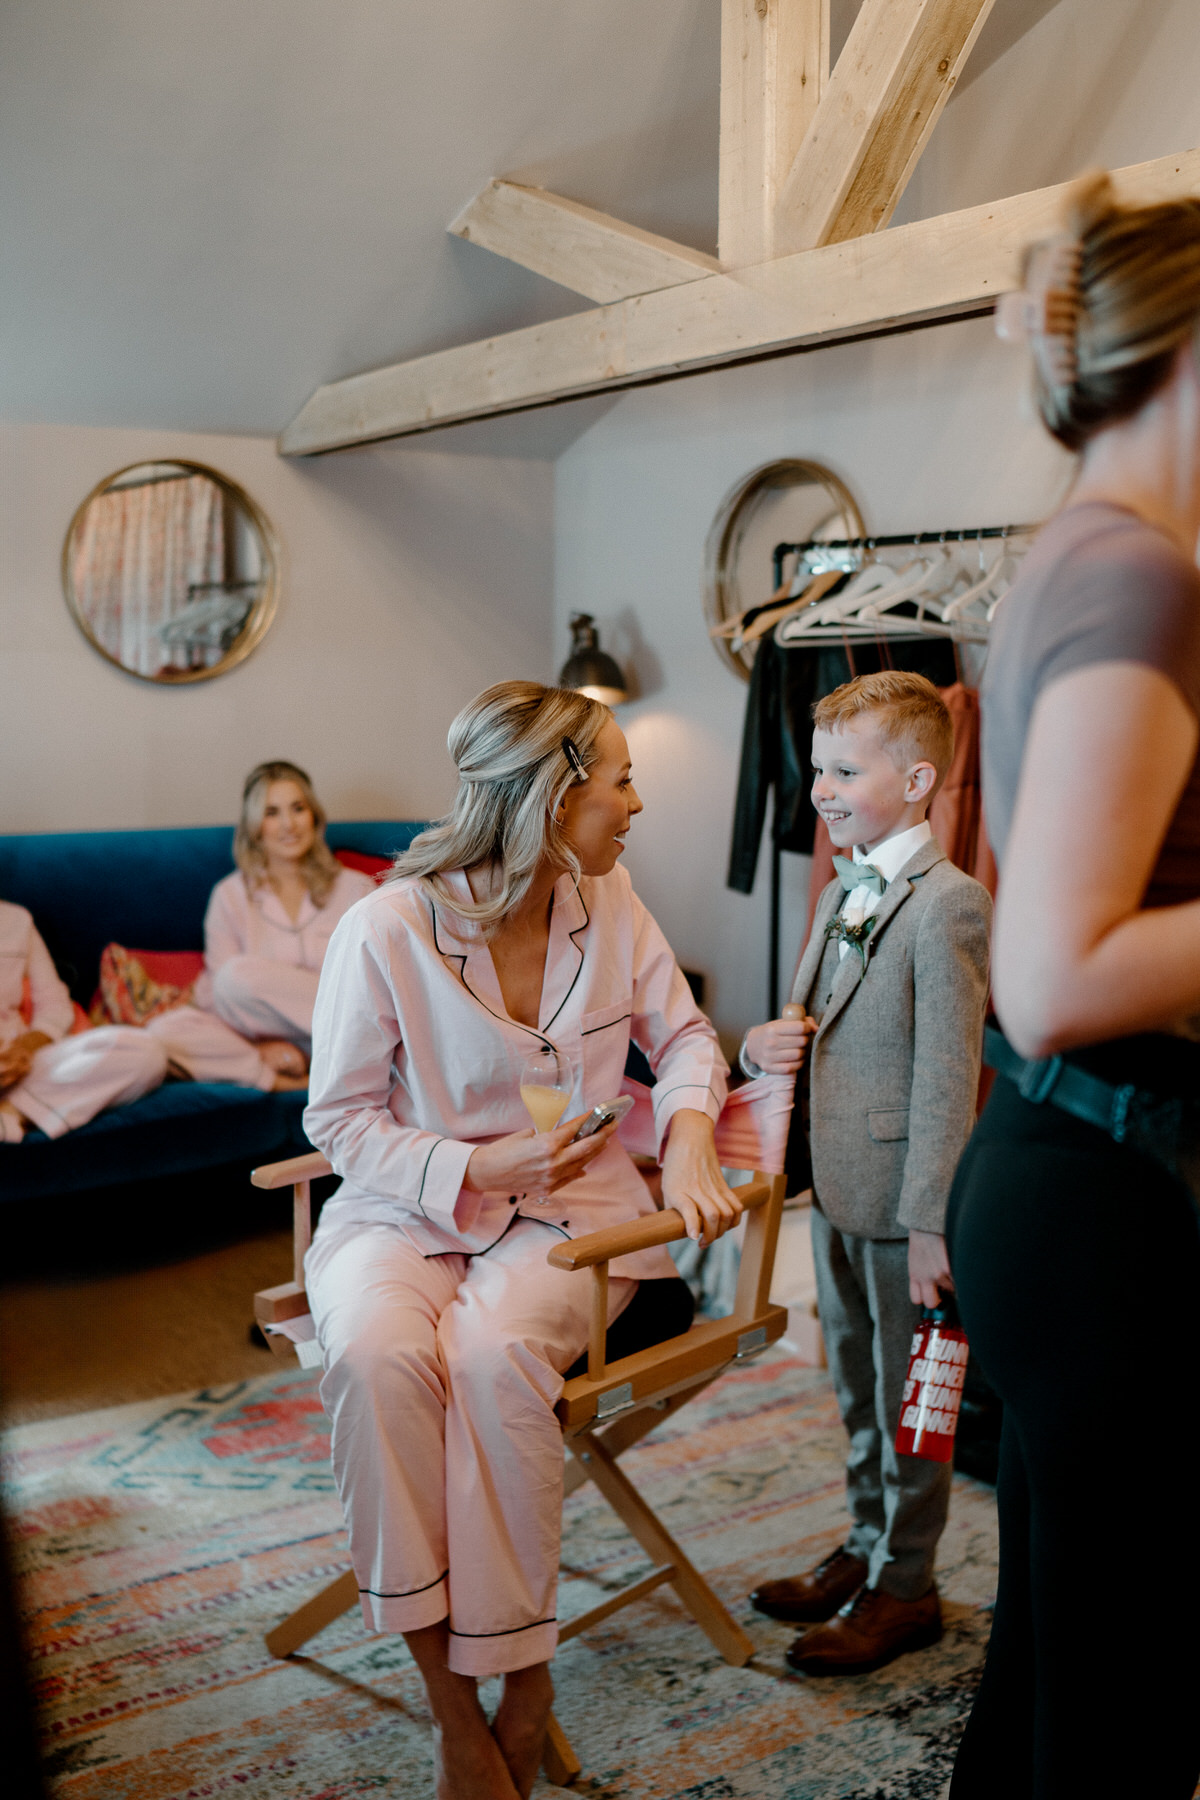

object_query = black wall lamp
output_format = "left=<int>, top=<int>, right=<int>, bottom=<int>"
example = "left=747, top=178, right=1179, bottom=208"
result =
left=558, top=612, right=628, bottom=706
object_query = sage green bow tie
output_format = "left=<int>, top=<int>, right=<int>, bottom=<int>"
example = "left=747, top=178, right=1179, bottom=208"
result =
left=833, top=856, right=887, bottom=897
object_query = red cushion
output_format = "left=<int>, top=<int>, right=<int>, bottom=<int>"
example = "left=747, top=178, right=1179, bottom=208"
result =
left=89, top=945, right=205, bottom=1026
left=131, top=949, right=206, bottom=987
left=335, top=848, right=392, bottom=883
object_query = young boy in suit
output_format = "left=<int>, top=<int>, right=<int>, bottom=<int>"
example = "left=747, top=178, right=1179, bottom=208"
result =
left=744, top=671, right=991, bottom=1675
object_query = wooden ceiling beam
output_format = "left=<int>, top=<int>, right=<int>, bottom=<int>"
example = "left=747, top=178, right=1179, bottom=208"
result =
left=719, top=0, right=830, bottom=269
left=448, top=180, right=719, bottom=303
left=775, top=0, right=997, bottom=254
left=278, top=148, right=1200, bottom=456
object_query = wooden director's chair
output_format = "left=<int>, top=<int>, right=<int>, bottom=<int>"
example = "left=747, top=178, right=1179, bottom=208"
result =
left=251, top=1078, right=791, bottom=1788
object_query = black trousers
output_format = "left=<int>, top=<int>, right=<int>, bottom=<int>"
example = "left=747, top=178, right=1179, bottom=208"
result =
left=946, top=1075, right=1200, bottom=1800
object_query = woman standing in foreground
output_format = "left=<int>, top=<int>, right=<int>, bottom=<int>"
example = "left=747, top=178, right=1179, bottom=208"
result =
left=302, top=682, right=739, bottom=1800
left=948, top=173, right=1200, bottom=1797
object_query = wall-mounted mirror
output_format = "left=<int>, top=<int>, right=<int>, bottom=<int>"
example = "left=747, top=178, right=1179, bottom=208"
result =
left=702, top=459, right=864, bottom=681
left=62, top=461, right=279, bottom=684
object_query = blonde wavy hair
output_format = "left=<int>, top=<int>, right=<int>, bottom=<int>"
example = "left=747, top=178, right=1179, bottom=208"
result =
left=1027, top=171, right=1200, bottom=450
left=234, top=760, right=342, bottom=906
left=390, top=681, right=612, bottom=932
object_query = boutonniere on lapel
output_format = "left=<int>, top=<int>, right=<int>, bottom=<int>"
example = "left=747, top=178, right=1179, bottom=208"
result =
left=827, top=855, right=887, bottom=969
left=823, top=908, right=877, bottom=969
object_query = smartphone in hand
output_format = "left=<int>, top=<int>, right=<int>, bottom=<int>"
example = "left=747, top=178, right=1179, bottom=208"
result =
left=571, top=1094, right=635, bottom=1142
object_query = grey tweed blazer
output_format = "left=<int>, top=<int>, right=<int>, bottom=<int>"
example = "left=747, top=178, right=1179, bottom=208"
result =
left=791, top=837, right=992, bottom=1240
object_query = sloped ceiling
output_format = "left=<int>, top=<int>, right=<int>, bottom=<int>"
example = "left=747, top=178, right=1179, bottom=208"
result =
left=0, top=0, right=1058, bottom=440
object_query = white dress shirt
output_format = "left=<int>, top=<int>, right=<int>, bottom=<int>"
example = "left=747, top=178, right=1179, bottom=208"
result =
left=738, top=818, right=934, bottom=1075
left=303, top=864, right=728, bottom=1280
left=834, top=820, right=933, bottom=958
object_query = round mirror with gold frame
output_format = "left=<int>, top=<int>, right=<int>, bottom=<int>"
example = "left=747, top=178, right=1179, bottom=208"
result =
left=702, top=459, right=865, bottom=681
left=62, top=460, right=280, bottom=684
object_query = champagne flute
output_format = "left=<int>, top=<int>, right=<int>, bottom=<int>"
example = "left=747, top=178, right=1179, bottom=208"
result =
left=519, top=1045, right=577, bottom=1205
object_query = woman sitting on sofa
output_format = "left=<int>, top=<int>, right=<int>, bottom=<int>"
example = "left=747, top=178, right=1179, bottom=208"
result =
left=302, top=682, right=741, bottom=1800
left=146, top=761, right=373, bottom=1091
left=0, top=899, right=167, bottom=1144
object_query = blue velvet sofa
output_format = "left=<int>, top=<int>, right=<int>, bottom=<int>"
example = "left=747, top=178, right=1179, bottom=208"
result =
left=0, top=822, right=421, bottom=1203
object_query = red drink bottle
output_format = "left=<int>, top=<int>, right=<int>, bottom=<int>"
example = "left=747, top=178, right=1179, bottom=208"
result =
left=894, top=1298, right=970, bottom=1463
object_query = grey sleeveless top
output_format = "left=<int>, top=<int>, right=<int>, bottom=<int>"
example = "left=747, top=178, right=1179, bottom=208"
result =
left=982, top=502, right=1200, bottom=912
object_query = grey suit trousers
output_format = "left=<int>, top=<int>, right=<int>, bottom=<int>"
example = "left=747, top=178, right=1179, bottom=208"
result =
left=811, top=1205, right=952, bottom=1599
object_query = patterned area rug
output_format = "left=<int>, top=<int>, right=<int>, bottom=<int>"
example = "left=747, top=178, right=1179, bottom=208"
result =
left=5, top=1349, right=999, bottom=1799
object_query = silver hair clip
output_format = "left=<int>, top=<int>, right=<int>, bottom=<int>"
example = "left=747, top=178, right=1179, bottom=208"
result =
left=561, top=736, right=589, bottom=781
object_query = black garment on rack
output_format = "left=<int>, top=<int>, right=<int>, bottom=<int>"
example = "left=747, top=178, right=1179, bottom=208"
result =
left=726, top=634, right=960, bottom=893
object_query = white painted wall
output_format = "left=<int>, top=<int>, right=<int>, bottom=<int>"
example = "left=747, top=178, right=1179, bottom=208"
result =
left=0, top=422, right=554, bottom=832
left=554, top=324, right=1073, bottom=1045
left=5, top=0, right=1198, bottom=1051
left=896, top=0, right=1200, bottom=228
left=554, top=0, right=1200, bottom=1047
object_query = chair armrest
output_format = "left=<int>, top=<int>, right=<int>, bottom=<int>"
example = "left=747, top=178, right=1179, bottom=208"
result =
left=546, top=1177, right=770, bottom=1271
left=251, top=1151, right=333, bottom=1190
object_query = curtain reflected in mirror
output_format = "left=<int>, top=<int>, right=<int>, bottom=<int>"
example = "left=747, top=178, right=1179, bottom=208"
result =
left=62, top=461, right=279, bottom=683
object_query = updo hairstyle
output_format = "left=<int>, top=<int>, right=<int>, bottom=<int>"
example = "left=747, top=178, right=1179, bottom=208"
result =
left=1031, top=171, right=1200, bottom=451
left=390, top=680, right=612, bottom=931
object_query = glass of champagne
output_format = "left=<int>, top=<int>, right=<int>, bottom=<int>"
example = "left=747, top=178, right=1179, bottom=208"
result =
left=519, top=1045, right=577, bottom=1205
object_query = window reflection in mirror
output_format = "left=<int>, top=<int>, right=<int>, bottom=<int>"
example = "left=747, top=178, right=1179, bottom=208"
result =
left=62, top=461, right=279, bottom=683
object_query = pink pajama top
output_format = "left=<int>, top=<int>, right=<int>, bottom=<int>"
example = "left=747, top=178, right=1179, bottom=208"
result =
left=303, top=865, right=728, bottom=1280
left=0, top=902, right=74, bottom=1050
left=194, top=866, right=374, bottom=1008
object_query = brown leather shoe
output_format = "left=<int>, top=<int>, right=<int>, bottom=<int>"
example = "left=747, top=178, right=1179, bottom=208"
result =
left=749, top=1547, right=869, bottom=1623
left=785, top=1583, right=942, bottom=1675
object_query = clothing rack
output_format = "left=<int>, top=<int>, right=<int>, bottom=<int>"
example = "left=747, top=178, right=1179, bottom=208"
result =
left=760, top=521, right=1036, bottom=1013
left=771, top=523, right=1037, bottom=591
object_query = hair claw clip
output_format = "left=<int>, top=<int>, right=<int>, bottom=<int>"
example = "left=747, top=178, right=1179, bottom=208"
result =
left=995, top=236, right=1082, bottom=387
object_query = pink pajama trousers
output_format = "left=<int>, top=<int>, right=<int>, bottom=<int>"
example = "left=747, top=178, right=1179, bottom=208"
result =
left=210, top=957, right=319, bottom=1052
left=306, top=1213, right=635, bottom=1677
left=7, top=1027, right=167, bottom=1137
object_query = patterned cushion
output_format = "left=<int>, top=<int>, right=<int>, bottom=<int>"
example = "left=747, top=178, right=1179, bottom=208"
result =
left=90, top=944, right=204, bottom=1026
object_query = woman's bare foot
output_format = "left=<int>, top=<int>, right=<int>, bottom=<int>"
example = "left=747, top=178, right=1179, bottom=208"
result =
left=492, top=1662, right=554, bottom=1799
left=257, top=1038, right=308, bottom=1078
left=404, top=1622, right=520, bottom=1800
left=270, top=1071, right=309, bottom=1092
left=431, top=1709, right=520, bottom=1800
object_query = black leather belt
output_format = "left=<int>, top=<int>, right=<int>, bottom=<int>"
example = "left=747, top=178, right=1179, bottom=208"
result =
left=983, top=1025, right=1197, bottom=1197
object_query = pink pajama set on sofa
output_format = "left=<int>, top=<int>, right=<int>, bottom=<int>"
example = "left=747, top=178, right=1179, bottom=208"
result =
left=302, top=866, right=727, bottom=1677
left=145, top=866, right=373, bottom=1086
left=0, top=901, right=166, bottom=1139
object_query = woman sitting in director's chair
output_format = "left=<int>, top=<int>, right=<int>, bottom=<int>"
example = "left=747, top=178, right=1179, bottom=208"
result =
left=303, top=680, right=741, bottom=1800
